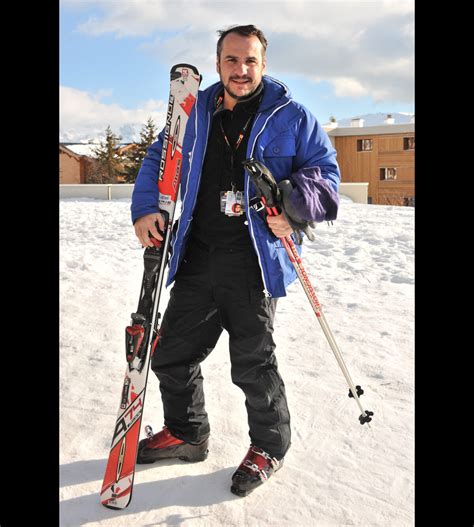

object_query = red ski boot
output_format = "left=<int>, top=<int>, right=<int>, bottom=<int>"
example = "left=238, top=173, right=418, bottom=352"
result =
left=230, top=445, right=283, bottom=497
left=136, top=426, right=209, bottom=464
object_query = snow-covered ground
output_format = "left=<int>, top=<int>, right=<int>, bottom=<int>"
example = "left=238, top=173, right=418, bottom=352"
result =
left=60, top=197, right=414, bottom=526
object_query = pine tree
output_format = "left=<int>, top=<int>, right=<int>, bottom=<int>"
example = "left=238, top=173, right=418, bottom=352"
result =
left=90, top=125, right=123, bottom=183
left=123, top=117, right=158, bottom=183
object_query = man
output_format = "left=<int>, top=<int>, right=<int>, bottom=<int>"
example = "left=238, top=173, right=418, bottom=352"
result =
left=131, top=25, right=340, bottom=497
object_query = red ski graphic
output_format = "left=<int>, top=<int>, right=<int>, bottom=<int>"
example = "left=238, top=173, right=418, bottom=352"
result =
left=180, top=93, right=197, bottom=117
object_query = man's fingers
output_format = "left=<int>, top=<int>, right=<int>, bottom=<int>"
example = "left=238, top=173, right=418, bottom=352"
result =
left=267, top=212, right=293, bottom=237
left=156, top=214, right=165, bottom=233
left=150, top=213, right=166, bottom=241
left=148, top=221, right=163, bottom=241
left=137, top=227, right=153, bottom=247
left=134, top=213, right=165, bottom=247
left=134, top=224, right=146, bottom=247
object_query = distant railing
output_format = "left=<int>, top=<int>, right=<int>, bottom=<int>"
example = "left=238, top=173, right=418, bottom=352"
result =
left=338, top=183, right=368, bottom=204
left=60, top=184, right=134, bottom=200
left=59, top=182, right=369, bottom=204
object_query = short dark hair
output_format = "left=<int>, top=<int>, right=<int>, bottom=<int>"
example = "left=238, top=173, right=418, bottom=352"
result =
left=216, top=25, right=268, bottom=59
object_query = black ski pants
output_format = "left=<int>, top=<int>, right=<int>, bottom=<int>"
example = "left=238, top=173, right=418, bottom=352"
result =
left=150, top=236, right=291, bottom=460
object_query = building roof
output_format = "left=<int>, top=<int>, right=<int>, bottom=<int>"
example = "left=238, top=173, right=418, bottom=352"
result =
left=59, top=144, right=83, bottom=160
left=327, top=123, right=414, bottom=137
left=60, top=142, right=137, bottom=157
left=61, top=143, right=100, bottom=157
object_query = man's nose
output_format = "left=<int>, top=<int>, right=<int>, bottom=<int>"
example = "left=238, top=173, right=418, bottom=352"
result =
left=234, top=61, right=248, bottom=76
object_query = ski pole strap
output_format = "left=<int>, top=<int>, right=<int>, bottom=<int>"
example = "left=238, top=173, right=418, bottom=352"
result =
left=248, top=195, right=266, bottom=213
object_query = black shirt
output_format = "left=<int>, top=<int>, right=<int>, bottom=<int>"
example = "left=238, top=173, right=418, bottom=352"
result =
left=191, top=83, right=263, bottom=248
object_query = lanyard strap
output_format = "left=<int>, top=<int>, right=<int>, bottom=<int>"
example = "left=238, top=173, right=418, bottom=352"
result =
left=215, top=92, right=262, bottom=169
left=219, top=113, right=254, bottom=156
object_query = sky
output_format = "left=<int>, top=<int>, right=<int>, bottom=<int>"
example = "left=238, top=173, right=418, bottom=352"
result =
left=60, top=0, right=415, bottom=143
left=60, top=195, right=414, bottom=525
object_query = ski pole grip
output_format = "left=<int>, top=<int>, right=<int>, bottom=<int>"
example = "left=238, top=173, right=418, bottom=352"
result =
left=242, top=158, right=282, bottom=213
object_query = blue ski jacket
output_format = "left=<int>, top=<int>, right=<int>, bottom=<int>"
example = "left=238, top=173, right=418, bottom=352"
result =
left=131, top=75, right=340, bottom=298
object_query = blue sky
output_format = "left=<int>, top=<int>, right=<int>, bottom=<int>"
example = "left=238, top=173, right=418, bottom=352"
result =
left=60, top=0, right=414, bottom=142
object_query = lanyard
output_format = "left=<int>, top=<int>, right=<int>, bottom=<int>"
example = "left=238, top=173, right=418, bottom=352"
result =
left=218, top=113, right=254, bottom=167
left=215, top=92, right=262, bottom=170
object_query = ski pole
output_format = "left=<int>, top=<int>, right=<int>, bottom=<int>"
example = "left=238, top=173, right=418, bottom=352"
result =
left=242, top=158, right=373, bottom=425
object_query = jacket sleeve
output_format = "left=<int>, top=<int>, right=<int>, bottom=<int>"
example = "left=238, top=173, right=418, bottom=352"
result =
left=130, top=128, right=165, bottom=224
left=289, top=107, right=340, bottom=222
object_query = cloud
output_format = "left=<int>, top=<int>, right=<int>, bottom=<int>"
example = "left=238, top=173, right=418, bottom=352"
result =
left=65, top=0, right=414, bottom=104
left=60, top=85, right=167, bottom=142
left=268, top=10, right=414, bottom=103
left=331, top=77, right=368, bottom=98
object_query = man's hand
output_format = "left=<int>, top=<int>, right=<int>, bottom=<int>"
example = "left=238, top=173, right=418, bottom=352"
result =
left=266, top=212, right=293, bottom=238
left=134, top=212, right=166, bottom=248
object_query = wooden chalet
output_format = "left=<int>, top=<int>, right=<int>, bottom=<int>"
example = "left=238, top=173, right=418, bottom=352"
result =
left=327, top=119, right=415, bottom=206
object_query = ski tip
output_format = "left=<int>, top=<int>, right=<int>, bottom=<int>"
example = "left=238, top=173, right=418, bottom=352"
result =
left=170, top=63, right=200, bottom=76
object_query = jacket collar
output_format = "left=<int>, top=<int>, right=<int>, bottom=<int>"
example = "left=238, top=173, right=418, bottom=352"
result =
left=259, top=75, right=291, bottom=112
left=213, top=81, right=264, bottom=115
left=205, top=75, right=291, bottom=115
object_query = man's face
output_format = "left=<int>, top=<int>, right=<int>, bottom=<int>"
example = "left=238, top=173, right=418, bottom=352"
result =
left=216, top=32, right=266, bottom=103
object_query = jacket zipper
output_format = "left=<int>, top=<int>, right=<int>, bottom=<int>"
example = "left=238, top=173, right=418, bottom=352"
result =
left=170, top=108, right=211, bottom=277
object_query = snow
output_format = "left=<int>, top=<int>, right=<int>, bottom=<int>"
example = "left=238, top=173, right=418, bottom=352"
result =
left=325, top=112, right=414, bottom=127
left=61, top=143, right=132, bottom=158
left=60, top=197, right=414, bottom=526
left=62, top=144, right=101, bottom=157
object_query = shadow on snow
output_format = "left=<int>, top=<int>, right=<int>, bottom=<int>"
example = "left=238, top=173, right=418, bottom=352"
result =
left=60, top=458, right=241, bottom=526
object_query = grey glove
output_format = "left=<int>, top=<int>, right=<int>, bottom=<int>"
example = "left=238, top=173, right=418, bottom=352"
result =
left=277, top=179, right=317, bottom=243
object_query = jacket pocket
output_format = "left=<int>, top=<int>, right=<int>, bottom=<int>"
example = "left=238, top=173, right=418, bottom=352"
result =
left=263, top=134, right=296, bottom=158
left=262, top=135, right=296, bottom=180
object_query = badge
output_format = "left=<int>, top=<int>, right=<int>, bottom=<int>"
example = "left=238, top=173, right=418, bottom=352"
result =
left=220, top=189, right=244, bottom=216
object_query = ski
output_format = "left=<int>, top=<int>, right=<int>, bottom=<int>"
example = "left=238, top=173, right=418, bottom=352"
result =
left=100, top=63, right=201, bottom=510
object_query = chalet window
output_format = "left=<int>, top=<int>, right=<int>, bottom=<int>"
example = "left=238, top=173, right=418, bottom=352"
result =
left=357, top=139, right=373, bottom=152
left=403, top=196, right=415, bottom=207
left=404, top=137, right=415, bottom=150
left=380, top=167, right=397, bottom=180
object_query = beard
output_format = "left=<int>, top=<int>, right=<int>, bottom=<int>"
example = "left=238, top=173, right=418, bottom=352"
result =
left=222, top=76, right=259, bottom=101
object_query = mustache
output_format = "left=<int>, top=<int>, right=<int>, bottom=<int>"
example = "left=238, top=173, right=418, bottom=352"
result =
left=229, top=76, right=252, bottom=81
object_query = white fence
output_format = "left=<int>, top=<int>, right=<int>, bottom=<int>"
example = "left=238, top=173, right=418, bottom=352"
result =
left=338, top=183, right=368, bottom=204
left=60, top=184, right=134, bottom=200
left=60, top=182, right=368, bottom=204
